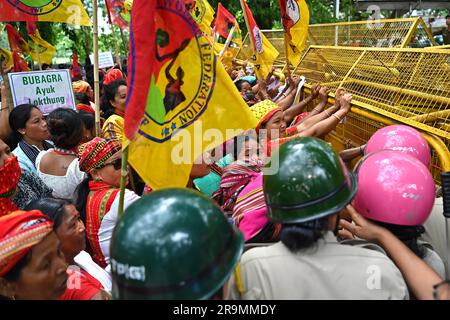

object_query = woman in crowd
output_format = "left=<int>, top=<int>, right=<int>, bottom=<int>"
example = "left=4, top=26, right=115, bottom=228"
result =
left=250, top=89, right=352, bottom=156
left=340, top=205, right=449, bottom=300
left=75, top=137, right=140, bottom=268
left=229, top=138, right=408, bottom=299
left=212, top=132, right=280, bottom=242
left=72, top=80, right=94, bottom=105
left=101, top=79, right=127, bottom=142
left=0, top=210, right=68, bottom=300
left=351, top=150, right=445, bottom=279
left=35, top=108, right=86, bottom=199
left=78, top=111, right=96, bottom=143
left=0, top=138, right=52, bottom=214
left=9, top=104, right=52, bottom=174
left=0, top=139, right=21, bottom=216
left=26, top=198, right=111, bottom=299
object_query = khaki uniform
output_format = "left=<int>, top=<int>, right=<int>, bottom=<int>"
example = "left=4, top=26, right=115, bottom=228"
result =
left=228, top=232, right=409, bottom=300
left=421, top=197, right=449, bottom=277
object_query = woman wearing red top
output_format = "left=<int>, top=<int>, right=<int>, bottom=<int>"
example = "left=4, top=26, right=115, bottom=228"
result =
left=26, top=198, right=111, bottom=300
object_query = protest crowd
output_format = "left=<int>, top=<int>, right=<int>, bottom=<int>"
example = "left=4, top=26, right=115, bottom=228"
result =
left=0, top=0, right=449, bottom=301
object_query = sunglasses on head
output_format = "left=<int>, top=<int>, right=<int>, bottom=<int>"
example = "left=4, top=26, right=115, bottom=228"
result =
left=103, top=158, right=122, bottom=170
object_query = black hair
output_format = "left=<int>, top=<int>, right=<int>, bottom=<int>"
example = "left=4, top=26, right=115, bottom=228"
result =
left=235, top=79, right=251, bottom=92
left=47, top=108, right=84, bottom=149
left=75, top=177, right=90, bottom=225
left=373, top=220, right=426, bottom=258
left=25, top=198, right=73, bottom=230
left=74, top=92, right=91, bottom=105
left=101, top=79, right=127, bottom=119
left=8, top=104, right=40, bottom=149
left=280, top=217, right=329, bottom=252
left=78, top=111, right=95, bottom=132
left=446, top=15, right=450, bottom=19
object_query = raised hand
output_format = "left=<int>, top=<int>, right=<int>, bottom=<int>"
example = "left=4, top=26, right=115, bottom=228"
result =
left=318, top=86, right=330, bottom=104
left=339, top=93, right=353, bottom=112
left=310, top=83, right=321, bottom=98
left=339, top=205, right=387, bottom=243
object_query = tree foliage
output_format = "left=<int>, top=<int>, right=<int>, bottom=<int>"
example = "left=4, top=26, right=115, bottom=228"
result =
left=5, top=0, right=434, bottom=63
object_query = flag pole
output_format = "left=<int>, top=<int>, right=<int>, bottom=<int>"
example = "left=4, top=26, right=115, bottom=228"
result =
left=119, top=28, right=128, bottom=53
left=35, top=50, right=42, bottom=71
left=118, top=145, right=129, bottom=217
left=219, top=25, right=236, bottom=58
left=93, top=0, right=101, bottom=137
left=105, top=0, right=123, bottom=70
left=284, top=33, right=291, bottom=78
left=0, top=59, right=13, bottom=112
left=239, top=0, right=252, bottom=50
left=239, top=0, right=255, bottom=76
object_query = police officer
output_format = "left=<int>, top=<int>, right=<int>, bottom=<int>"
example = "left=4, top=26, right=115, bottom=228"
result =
left=110, top=188, right=244, bottom=299
left=228, top=137, right=409, bottom=300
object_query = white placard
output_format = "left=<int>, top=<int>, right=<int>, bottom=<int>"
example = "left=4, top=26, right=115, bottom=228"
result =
left=8, top=69, right=76, bottom=115
left=90, top=51, right=115, bottom=69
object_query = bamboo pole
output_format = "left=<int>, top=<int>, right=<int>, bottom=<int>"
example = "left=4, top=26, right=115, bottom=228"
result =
left=93, top=0, right=101, bottom=137
left=0, top=60, right=13, bottom=112
left=219, top=25, right=236, bottom=58
left=35, top=50, right=42, bottom=71
left=240, top=0, right=253, bottom=55
left=284, top=33, right=292, bottom=78
left=111, top=25, right=123, bottom=70
left=119, top=28, right=128, bottom=53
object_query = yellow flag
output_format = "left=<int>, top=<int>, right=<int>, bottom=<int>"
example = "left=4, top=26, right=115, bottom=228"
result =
left=0, top=0, right=91, bottom=26
left=241, top=0, right=279, bottom=79
left=280, top=0, right=310, bottom=66
left=185, top=0, right=215, bottom=35
left=125, top=0, right=258, bottom=189
left=0, top=48, right=13, bottom=69
left=28, top=30, right=56, bottom=65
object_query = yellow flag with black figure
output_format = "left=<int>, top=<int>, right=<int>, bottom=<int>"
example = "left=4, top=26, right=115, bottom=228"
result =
left=279, top=0, right=310, bottom=66
left=240, top=0, right=279, bottom=79
left=124, top=0, right=258, bottom=190
left=184, top=0, right=215, bottom=36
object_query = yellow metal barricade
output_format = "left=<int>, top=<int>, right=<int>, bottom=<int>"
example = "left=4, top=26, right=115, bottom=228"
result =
left=294, top=45, right=450, bottom=184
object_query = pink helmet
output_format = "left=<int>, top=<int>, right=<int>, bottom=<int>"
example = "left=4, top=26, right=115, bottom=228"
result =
left=366, top=125, right=431, bottom=167
left=353, top=150, right=435, bottom=226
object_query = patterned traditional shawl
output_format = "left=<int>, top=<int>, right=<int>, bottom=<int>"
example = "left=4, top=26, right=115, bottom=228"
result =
left=86, top=181, right=119, bottom=268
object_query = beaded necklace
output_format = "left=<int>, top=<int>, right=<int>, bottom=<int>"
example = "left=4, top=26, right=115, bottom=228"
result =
left=53, top=147, right=78, bottom=157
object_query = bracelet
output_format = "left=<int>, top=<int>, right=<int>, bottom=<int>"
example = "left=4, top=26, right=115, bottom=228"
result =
left=324, top=110, right=331, bottom=117
left=0, top=106, right=9, bottom=112
left=332, top=113, right=343, bottom=122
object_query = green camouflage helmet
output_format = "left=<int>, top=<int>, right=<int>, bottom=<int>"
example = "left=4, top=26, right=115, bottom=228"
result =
left=263, top=137, right=357, bottom=223
left=110, top=188, right=244, bottom=300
